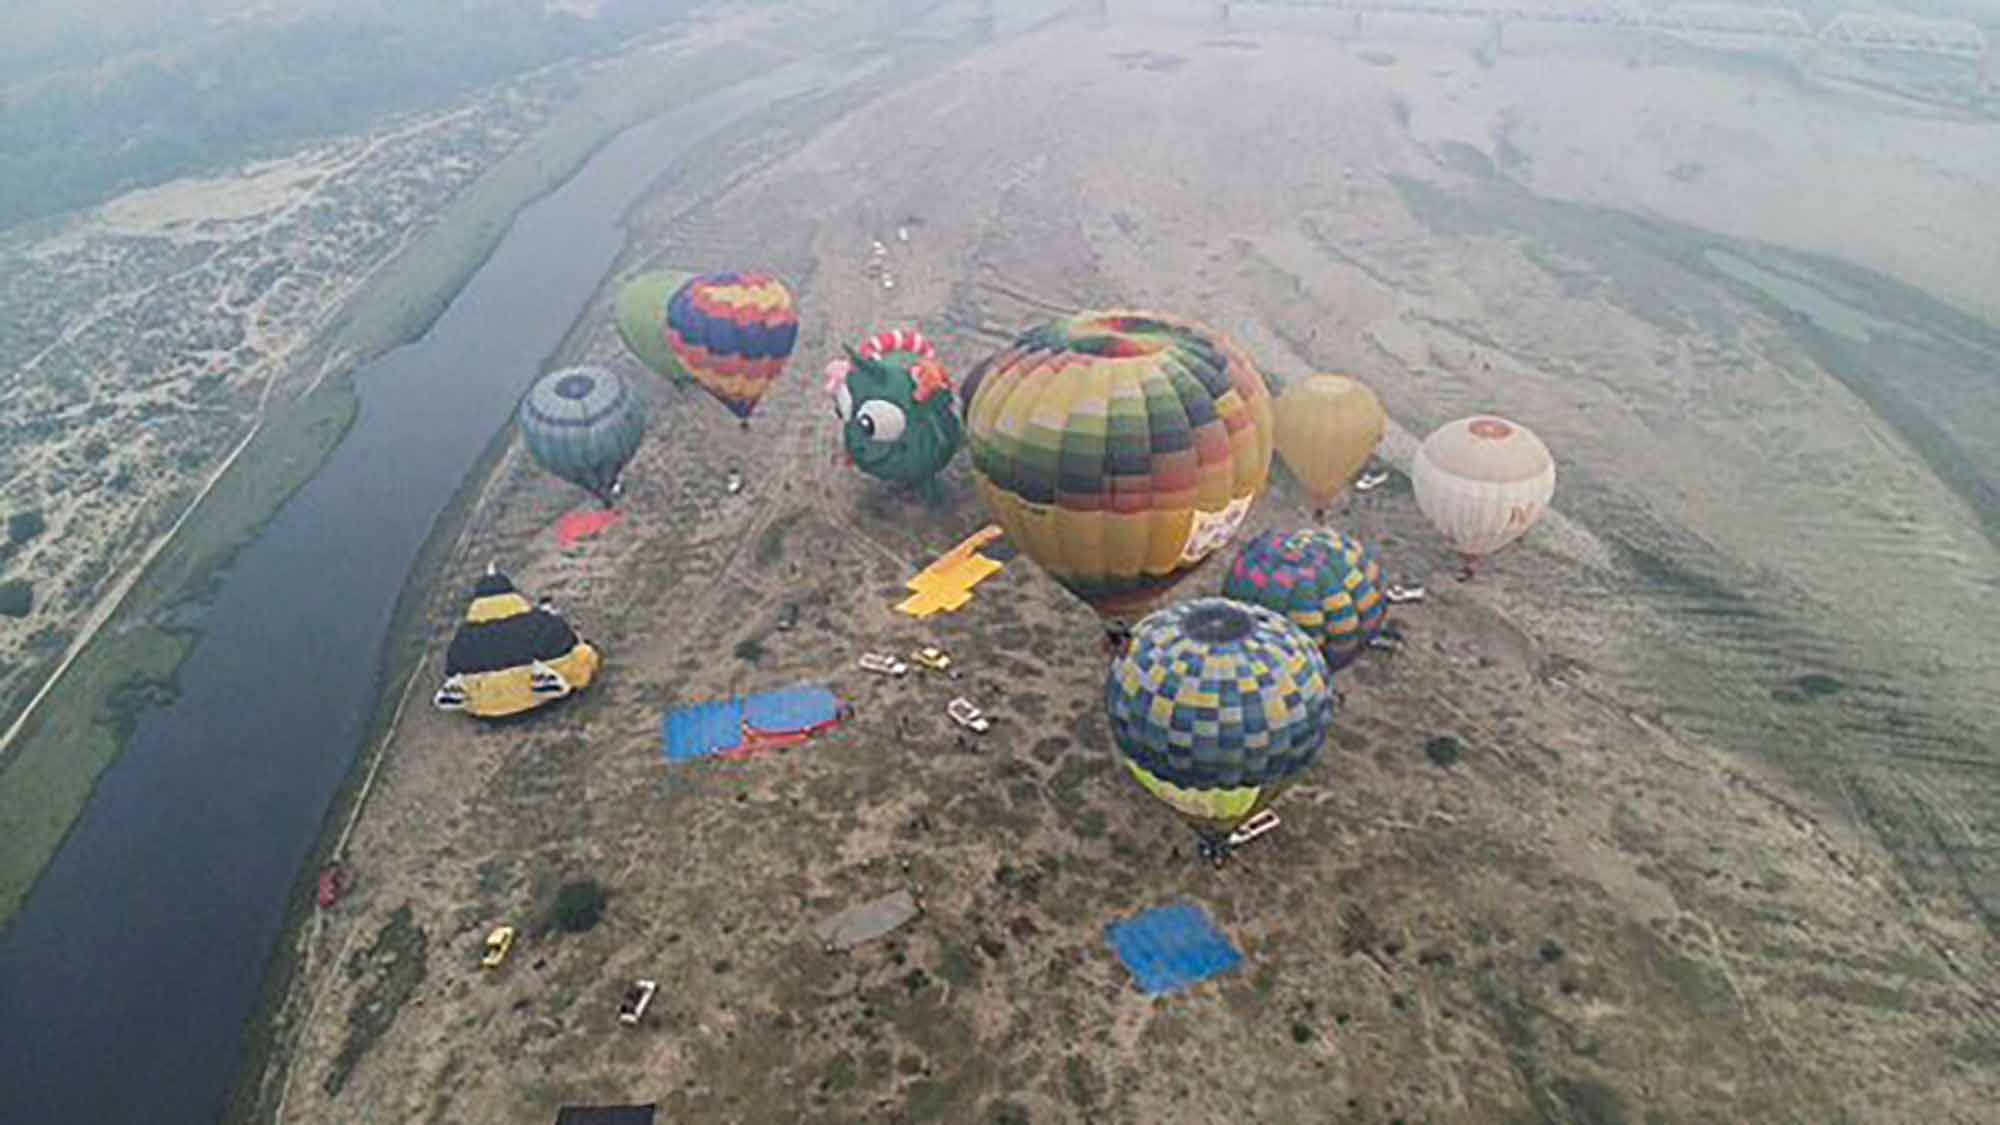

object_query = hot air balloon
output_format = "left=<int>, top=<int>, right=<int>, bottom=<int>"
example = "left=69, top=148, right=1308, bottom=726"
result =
left=433, top=565, right=601, bottom=719
left=962, top=310, right=1274, bottom=641
left=1222, top=528, right=1388, bottom=670
left=1411, top=415, right=1555, bottom=579
left=614, top=270, right=694, bottom=386
left=1106, top=598, right=1334, bottom=857
left=825, top=328, right=963, bottom=492
left=1273, top=374, right=1386, bottom=519
left=664, top=271, right=798, bottom=426
left=517, top=365, right=647, bottom=508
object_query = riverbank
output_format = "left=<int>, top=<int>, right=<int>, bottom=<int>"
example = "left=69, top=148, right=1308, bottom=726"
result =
left=0, top=4, right=820, bottom=927
left=231, top=4, right=1005, bottom=1121
left=3, top=5, right=976, bottom=1116
left=263, top=10, right=1998, bottom=1124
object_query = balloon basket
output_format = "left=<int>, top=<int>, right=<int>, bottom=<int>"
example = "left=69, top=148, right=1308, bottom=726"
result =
left=1195, top=836, right=1232, bottom=868
left=1101, top=623, right=1134, bottom=660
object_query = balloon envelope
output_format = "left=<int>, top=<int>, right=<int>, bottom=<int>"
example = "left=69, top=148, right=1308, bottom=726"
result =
left=518, top=365, right=647, bottom=505
left=1411, top=415, right=1555, bottom=560
left=1105, top=598, right=1334, bottom=837
left=1222, top=528, right=1388, bottom=670
left=829, top=328, right=963, bottom=489
left=664, top=271, right=799, bottom=421
left=614, top=270, right=695, bottom=384
left=962, top=310, right=1274, bottom=623
left=1273, top=374, right=1385, bottom=510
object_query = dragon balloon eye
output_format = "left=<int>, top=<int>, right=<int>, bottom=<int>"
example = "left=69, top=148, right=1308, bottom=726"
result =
left=855, top=400, right=907, bottom=443
left=834, top=382, right=854, bottom=421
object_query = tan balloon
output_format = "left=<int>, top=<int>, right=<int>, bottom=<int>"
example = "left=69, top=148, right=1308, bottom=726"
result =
left=1412, top=416, right=1555, bottom=574
left=1273, top=374, right=1386, bottom=515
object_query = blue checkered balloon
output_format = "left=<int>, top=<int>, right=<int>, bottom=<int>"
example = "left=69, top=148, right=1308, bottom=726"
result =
left=1105, top=597, right=1334, bottom=833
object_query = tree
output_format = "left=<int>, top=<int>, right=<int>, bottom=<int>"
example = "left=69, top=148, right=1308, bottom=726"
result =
left=1423, top=735, right=1463, bottom=768
left=549, top=879, right=607, bottom=934
left=0, top=579, right=34, bottom=618
left=7, top=510, right=45, bottom=545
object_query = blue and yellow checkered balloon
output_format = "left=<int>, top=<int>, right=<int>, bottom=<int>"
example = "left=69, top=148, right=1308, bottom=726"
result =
left=1105, top=597, right=1334, bottom=837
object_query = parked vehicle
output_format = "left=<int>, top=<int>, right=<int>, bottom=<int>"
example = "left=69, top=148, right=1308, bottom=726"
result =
left=619, top=979, right=658, bottom=1026
left=1225, top=809, right=1281, bottom=848
left=481, top=926, right=516, bottom=970
left=859, top=652, right=909, bottom=676
left=947, top=697, right=991, bottom=733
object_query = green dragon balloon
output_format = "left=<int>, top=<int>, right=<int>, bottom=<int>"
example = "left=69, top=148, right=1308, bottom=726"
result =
left=826, top=329, right=963, bottom=492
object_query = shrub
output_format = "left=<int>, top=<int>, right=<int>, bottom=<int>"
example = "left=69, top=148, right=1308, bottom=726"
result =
left=549, top=879, right=607, bottom=934
left=1423, top=735, right=1463, bottom=768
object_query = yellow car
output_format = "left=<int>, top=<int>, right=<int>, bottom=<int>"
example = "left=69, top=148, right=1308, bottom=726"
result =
left=481, top=925, right=516, bottom=970
left=911, top=646, right=952, bottom=672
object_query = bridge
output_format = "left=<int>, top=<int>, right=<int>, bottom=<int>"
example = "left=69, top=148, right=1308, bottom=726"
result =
left=1218, top=0, right=1993, bottom=64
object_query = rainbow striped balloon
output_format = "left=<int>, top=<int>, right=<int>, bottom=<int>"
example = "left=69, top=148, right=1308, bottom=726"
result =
left=1222, top=528, right=1388, bottom=670
left=664, top=271, right=799, bottom=422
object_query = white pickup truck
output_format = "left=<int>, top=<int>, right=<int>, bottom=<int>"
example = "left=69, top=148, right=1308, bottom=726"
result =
left=619, top=979, right=657, bottom=1026
left=947, top=697, right=991, bottom=733
left=859, top=652, right=909, bottom=677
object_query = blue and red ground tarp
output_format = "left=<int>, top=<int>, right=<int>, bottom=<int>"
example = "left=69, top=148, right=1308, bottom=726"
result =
left=663, top=684, right=844, bottom=762
left=1105, top=903, right=1243, bottom=996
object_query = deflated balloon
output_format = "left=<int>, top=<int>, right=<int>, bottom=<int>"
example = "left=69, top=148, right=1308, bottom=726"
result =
left=1105, top=598, right=1334, bottom=839
left=1221, top=528, right=1387, bottom=670
left=664, top=271, right=798, bottom=422
left=962, top=310, right=1274, bottom=625
left=826, top=329, right=963, bottom=489
left=433, top=565, right=600, bottom=720
left=1411, top=415, right=1554, bottom=572
left=1273, top=374, right=1385, bottom=515
left=517, top=365, right=647, bottom=507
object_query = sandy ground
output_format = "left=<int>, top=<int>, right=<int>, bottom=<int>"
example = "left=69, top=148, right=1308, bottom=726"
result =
left=262, top=9, right=2000, bottom=1125
left=1386, top=25, right=2000, bottom=326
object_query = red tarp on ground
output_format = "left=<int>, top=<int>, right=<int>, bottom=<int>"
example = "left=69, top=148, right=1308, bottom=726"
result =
left=663, top=685, right=848, bottom=762
left=557, top=508, right=624, bottom=548
left=317, top=865, right=344, bottom=909
left=712, top=713, right=849, bottom=762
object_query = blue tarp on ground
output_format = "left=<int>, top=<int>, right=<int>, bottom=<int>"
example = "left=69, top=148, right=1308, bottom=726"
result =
left=1105, top=903, right=1242, bottom=996
left=662, top=684, right=841, bottom=762
left=743, top=685, right=841, bottom=733
left=663, top=699, right=744, bottom=762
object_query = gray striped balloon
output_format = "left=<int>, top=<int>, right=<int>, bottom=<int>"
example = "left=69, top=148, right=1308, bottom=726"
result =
left=518, top=365, right=647, bottom=506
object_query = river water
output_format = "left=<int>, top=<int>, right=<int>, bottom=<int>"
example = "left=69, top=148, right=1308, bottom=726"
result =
left=0, top=53, right=848, bottom=1125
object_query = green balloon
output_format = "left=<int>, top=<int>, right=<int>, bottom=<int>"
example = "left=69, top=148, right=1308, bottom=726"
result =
left=835, top=346, right=962, bottom=489
left=614, top=270, right=695, bottom=386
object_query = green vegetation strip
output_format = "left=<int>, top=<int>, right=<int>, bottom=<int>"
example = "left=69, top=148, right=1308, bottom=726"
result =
left=0, top=33, right=791, bottom=927
left=0, top=1, right=711, bottom=229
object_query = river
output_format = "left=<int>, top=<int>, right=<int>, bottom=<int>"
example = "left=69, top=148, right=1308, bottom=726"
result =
left=0, top=52, right=850, bottom=1125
